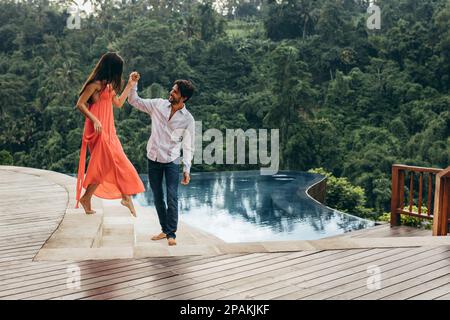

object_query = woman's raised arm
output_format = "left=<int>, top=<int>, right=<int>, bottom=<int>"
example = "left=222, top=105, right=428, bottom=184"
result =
left=112, top=73, right=137, bottom=108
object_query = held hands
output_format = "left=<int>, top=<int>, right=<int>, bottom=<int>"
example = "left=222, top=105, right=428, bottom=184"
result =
left=128, top=71, right=140, bottom=86
left=181, top=172, right=190, bottom=185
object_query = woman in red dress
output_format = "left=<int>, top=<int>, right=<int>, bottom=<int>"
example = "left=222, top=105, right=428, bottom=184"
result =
left=75, top=52, right=144, bottom=216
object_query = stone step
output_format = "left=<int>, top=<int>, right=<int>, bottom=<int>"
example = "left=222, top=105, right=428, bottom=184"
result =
left=133, top=243, right=220, bottom=258
left=135, top=228, right=197, bottom=244
left=42, top=209, right=103, bottom=249
left=101, top=202, right=136, bottom=218
left=102, top=216, right=135, bottom=237
left=101, top=235, right=135, bottom=247
left=33, top=247, right=133, bottom=261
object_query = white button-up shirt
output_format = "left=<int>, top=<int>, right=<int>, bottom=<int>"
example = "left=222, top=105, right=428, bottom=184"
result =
left=128, top=84, right=195, bottom=174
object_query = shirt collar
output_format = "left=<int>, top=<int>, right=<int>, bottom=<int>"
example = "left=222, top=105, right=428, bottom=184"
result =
left=168, top=103, right=187, bottom=115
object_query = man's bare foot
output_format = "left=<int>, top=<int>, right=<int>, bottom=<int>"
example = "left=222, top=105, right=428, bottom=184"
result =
left=79, top=196, right=95, bottom=215
left=121, top=198, right=137, bottom=217
left=151, top=232, right=166, bottom=241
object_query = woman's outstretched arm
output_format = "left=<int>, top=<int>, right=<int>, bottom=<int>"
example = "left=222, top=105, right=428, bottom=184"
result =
left=112, top=75, right=135, bottom=108
left=76, top=82, right=103, bottom=134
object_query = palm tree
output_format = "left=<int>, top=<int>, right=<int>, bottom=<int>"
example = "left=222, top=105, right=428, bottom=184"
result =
left=183, top=14, right=198, bottom=39
left=298, top=0, right=319, bottom=39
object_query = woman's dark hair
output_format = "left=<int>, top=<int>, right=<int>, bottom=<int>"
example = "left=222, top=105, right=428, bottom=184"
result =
left=79, top=52, right=124, bottom=101
left=174, top=79, right=195, bottom=103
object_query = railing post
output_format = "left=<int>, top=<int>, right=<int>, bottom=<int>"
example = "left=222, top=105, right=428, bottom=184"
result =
left=391, top=166, right=401, bottom=227
left=433, top=167, right=450, bottom=236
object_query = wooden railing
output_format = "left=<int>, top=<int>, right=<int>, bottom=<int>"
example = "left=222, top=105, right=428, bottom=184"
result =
left=433, top=167, right=450, bottom=236
left=391, top=164, right=450, bottom=236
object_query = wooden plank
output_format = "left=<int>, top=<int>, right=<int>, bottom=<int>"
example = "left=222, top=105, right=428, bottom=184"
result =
left=0, top=247, right=42, bottom=258
left=1, top=268, right=178, bottom=300
left=0, top=226, right=60, bottom=239
left=216, top=249, right=404, bottom=300
left=0, top=254, right=242, bottom=290
left=81, top=287, right=144, bottom=300
left=391, top=166, right=401, bottom=226
left=0, top=260, right=109, bottom=281
left=0, top=220, right=63, bottom=231
left=328, top=254, right=450, bottom=300
left=0, top=238, right=52, bottom=253
left=0, top=259, right=152, bottom=287
left=0, top=260, right=175, bottom=294
left=141, top=251, right=331, bottom=300
left=409, top=171, right=414, bottom=212
left=60, top=256, right=254, bottom=300
left=109, top=290, right=158, bottom=300
left=0, top=253, right=226, bottom=281
left=352, top=226, right=426, bottom=239
left=134, top=250, right=368, bottom=300
left=399, top=171, right=405, bottom=210
left=391, top=165, right=442, bottom=174
left=0, top=192, right=66, bottom=199
left=326, top=225, right=387, bottom=239
left=287, top=246, right=450, bottom=300
left=0, top=242, right=47, bottom=252
left=109, top=252, right=329, bottom=300
left=435, top=292, right=450, bottom=300
left=28, top=254, right=256, bottom=300
left=418, top=173, right=423, bottom=215
left=0, top=169, right=67, bottom=290
left=202, top=249, right=400, bottom=300
left=274, top=246, right=448, bottom=300
left=84, top=254, right=280, bottom=300
left=433, top=170, right=450, bottom=235
left=215, top=248, right=412, bottom=300
left=0, top=214, right=67, bottom=224
left=356, top=262, right=450, bottom=300
left=0, top=254, right=265, bottom=299
left=428, top=173, right=433, bottom=216
left=404, top=278, right=450, bottom=300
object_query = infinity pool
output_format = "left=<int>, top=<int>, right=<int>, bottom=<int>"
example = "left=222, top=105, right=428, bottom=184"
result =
left=134, top=171, right=375, bottom=243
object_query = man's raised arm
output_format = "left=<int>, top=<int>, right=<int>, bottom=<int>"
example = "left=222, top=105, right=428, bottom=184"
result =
left=127, top=72, right=157, bottom=115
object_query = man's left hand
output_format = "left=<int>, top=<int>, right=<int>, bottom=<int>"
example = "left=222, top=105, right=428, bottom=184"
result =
left=181, top=172, right=190, bottom=185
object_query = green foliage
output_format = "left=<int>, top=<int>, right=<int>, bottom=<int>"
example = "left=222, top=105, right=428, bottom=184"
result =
left=0, top=150, right=13, bottom=165
left=378, top=205, right=433, bottom=229
left=308, top=168, right=377, bottom=220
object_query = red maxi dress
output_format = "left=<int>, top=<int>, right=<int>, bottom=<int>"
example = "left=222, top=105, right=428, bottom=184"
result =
left=75, top=84, right=145, bottom=208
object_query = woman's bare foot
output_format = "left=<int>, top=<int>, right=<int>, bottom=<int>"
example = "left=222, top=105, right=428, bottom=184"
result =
left=121, top=197, right=136, bottom=217
left=79, top=196, right=96, bottom=215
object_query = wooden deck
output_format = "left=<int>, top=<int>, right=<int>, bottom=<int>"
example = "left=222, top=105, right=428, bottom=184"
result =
left=0, top=166, right=449, bottom=300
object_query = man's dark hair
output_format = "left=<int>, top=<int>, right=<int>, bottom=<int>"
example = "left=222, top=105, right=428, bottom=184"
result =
left=174, top=79, right=195, bottom=103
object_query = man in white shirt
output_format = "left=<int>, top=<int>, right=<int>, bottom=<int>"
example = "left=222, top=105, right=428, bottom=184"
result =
left=127, top=72, right=195, bottom=246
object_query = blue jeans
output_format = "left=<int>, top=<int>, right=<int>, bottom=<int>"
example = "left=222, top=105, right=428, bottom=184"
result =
left=147, top=158, right=180, bottom=239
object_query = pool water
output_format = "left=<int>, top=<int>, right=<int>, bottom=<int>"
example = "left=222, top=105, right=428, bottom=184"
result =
left=134, top=171, right=375, bottom=243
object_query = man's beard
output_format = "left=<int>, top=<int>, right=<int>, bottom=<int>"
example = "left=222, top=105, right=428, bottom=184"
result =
left=169, top=96, right=180, bottom=104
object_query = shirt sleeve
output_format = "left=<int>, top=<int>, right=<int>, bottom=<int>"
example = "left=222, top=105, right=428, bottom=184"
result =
left=182, top=117, right=195, bottom=174
left=127, top=83, right=158, bottom=115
